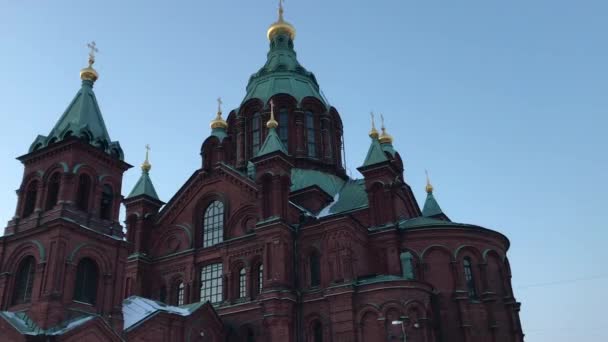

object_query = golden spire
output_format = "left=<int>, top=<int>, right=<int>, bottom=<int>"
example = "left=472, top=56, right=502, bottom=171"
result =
left=378, top=113, right=394, bottom=144
left=267, top=100, right=279, bottom=129
left=369, top=111, right=379, bottom=139
left=425, top=169, right=434, bottom=193
left=210, top=97, right=228, bottom=130
left=267, top=0, right=296, bottom=41
left=80, top=41, right=99, bottom=82
left=142, top=144, right=152, bottom=173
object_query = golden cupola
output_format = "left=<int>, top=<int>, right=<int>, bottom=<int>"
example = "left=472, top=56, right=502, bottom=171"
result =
left=267, top=0, right=296, bottom=41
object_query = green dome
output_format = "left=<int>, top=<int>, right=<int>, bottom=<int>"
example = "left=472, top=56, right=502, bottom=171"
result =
left=242, top=32, right=328, bottom=107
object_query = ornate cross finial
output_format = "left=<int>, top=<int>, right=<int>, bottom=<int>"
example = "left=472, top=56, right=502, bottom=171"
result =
left=267, top=100, right=278, bottom=129
left=142, top=144, right=152, bottom=173
left=425, top=169, right=434, bottom=193
left=217, top=97, right=223, bottom=114
left=86, top=41, right=99, bottom=67
left=369, top=111, right=379, bottom=139
left=380, top=113, right=386, bottom=131
left=278, top=0, right=285, bottom=21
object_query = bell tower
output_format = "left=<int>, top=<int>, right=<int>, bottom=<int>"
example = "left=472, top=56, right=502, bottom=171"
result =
left=0, top=43, right=130, bottom=334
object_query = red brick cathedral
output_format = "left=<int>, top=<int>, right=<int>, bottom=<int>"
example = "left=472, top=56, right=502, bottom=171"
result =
left=0, top=4, right=524, bottom=342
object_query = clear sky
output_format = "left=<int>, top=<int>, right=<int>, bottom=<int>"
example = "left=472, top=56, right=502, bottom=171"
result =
left=1, top=1, right=606, bottom=340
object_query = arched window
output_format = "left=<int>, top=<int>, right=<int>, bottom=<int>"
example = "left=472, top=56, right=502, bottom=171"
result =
left=252, top=113, right=261, bottom=156
left=310, top=252, right=321, bottom=287
left=73, top=258, right=99, bottom=304
left=45, top=173, right=61, bottom=210
left=239, top=268, right=247, bottom=298
left=203, top=201, right=224, bottom=247
left=257, top=264, right=263, bottom=295
left=306, top=111, right=316, bottom=157
left=159, top=286, right=167, bottom=303
left=400, top=251, right=416, bottom=280
left=175, top=282, right=185, bottom=306
left=12, top=256, right=36, bottom=305
left=279, top=107, right=288, bottom=148
left=200, top=263, right=223, bottom=304
left=313, top=321, right=323, bottom=342
left=100, top=184, right=113, bottom=220
left=76, top=174, right=91, bottom=211
left=463, top=257, right=477, bottom=299
left=22, top=180, right=39, bottom=218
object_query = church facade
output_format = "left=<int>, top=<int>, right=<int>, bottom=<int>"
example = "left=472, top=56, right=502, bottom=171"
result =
left=0, top=5, right=524, bottom=342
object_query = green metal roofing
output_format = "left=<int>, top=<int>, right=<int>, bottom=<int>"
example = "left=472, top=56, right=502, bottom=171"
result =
left=242, top=32, right=328, bottom=106
left=381, top=142, right=396, bottom=157
left=324, top=179, right=369, bottom=215
left=0, top=311, right=95, bottom=336
left=422, top=192, right=445, bottom=218
left=290, top=168, right=345, bottom=197
left=28, top=79, right=124, bottom=160
left=127, top=169, right=160, bottom=200
left=361, top=137, right=389, bottom=167
left=256, top=127, right=287, bottom=157
left=210, top=127, right=228, bottom=141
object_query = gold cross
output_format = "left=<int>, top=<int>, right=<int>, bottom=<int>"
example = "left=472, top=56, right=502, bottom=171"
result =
left=217, top=97, right=223, bottom=113
left=87, top=41, right=99, bottom=66
left=145, top=144, right=151, bottom=161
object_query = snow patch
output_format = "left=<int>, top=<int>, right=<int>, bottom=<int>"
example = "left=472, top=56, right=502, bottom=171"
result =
left=317, top=192, right=340, bottom=218
left=123, top=296, right=194, bottom=330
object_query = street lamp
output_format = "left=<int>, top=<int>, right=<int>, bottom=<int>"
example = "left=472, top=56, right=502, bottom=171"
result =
left=392, top=321, right=420, bottom=342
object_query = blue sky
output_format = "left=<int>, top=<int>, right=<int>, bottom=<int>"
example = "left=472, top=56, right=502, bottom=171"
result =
left=1, top=1, right=606, bottom=340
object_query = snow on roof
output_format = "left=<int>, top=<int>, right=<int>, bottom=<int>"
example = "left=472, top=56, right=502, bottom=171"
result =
left=123, top=296, right=201, bottom=331
left=0, top=311, right=94, bottom=336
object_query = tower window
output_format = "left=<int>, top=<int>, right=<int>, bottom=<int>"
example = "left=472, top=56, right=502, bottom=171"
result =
left=200, top=263, right=223, bottom=304
left=313, top=321, right=323, bottom=342
left=45, top=173, right=61, bottom=210
left=22, top=181, right=39, bottom=218
left=310, top=252, right=321, bottom=287
left=257, top=264, right=263, bottom=295
left=12, top=256, right=35, bottom=305
left=239, top=267, right=247, bottom=298
left=252, top=113, right=261, bottom=155
left=306, top=111, right=316, bottom=158
left=175, top=282, right=185, bottom=306
left=463, top=257, right=478, bottom=299
left=159, top=286, right=167, bottom=303
left=203, top=201, right=224, bottom=247
left=73, top=258, right=98, bottom=304
left=76, top=174, right=91, bottom=211
left=99, top=184, right=113, bottom=220
left=279, top=108, right=288, bottom=148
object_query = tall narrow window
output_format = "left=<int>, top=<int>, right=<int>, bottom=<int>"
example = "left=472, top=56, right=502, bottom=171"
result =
left=306, top=111, right=316, bottom=157
left=310, top=252, right=321, bottom=287
left=203, top=201, right=224, bottom=247
left=175, top=282, right=185, bottom=306
left=76, top=174, right=91, bottom=211
left=239, top=268, right=247, bottom=298
left=22, top=181, right=38, bottom=218
left=279, top=108, right=289, bottom=148
left=74, top=258, right=98, bottom=304
left=400, top=251, right=416, bottom=280
left=100, top=184, right=113, bottom=220
left=313, top=321, right=323, bottom=342
left=463, top=257, right=477, bottom=299
left=200, top=263, right=223, bottom=304
left=252, top=113, right=261, bottom=155
left=258, top=264, right=263, bottom=294
left=45, top=173, right=60, bottom=210
left=12, top=256, right=35, bottom=305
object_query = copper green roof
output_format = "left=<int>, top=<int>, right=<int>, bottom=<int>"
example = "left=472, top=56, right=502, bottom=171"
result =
left=422, top=191, right=446, bottom=218
left=127, top=169, right=160, bottom=201
left=361, top=137, right=389, bottom=167
left=290, top=168, right=345, bottom=196
left=28, top=79, right=124, bottom=160
left=242, top=32, right=328, bottom=106
left=210, top=127, right=228, bottom=141
left=256, top=127, right=287, bottom=157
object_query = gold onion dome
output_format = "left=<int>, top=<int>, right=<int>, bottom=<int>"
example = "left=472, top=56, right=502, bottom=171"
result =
left=267, top=102, right=279, bottom=129
left=267, top=0, right=296, bottom=41
left=210, top=97, right=228, bottom=130
left=378, top=114, right=394, bottom=144
left=80, top=41, right=99, bottom=82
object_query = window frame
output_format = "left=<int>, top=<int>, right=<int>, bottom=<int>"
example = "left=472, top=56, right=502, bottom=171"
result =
left=202, top=200, right=225, bottom=248
left=305, top=111, right=317, bottom=158
left=12, top=256, right=36, bottom=305
left=463, top=257, right=478, bottom=299
left=200, top=263, right=223, bottom=304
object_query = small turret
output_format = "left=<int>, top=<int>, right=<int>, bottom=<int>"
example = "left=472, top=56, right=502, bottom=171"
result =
left=421, top=171, right=450, bottom=221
